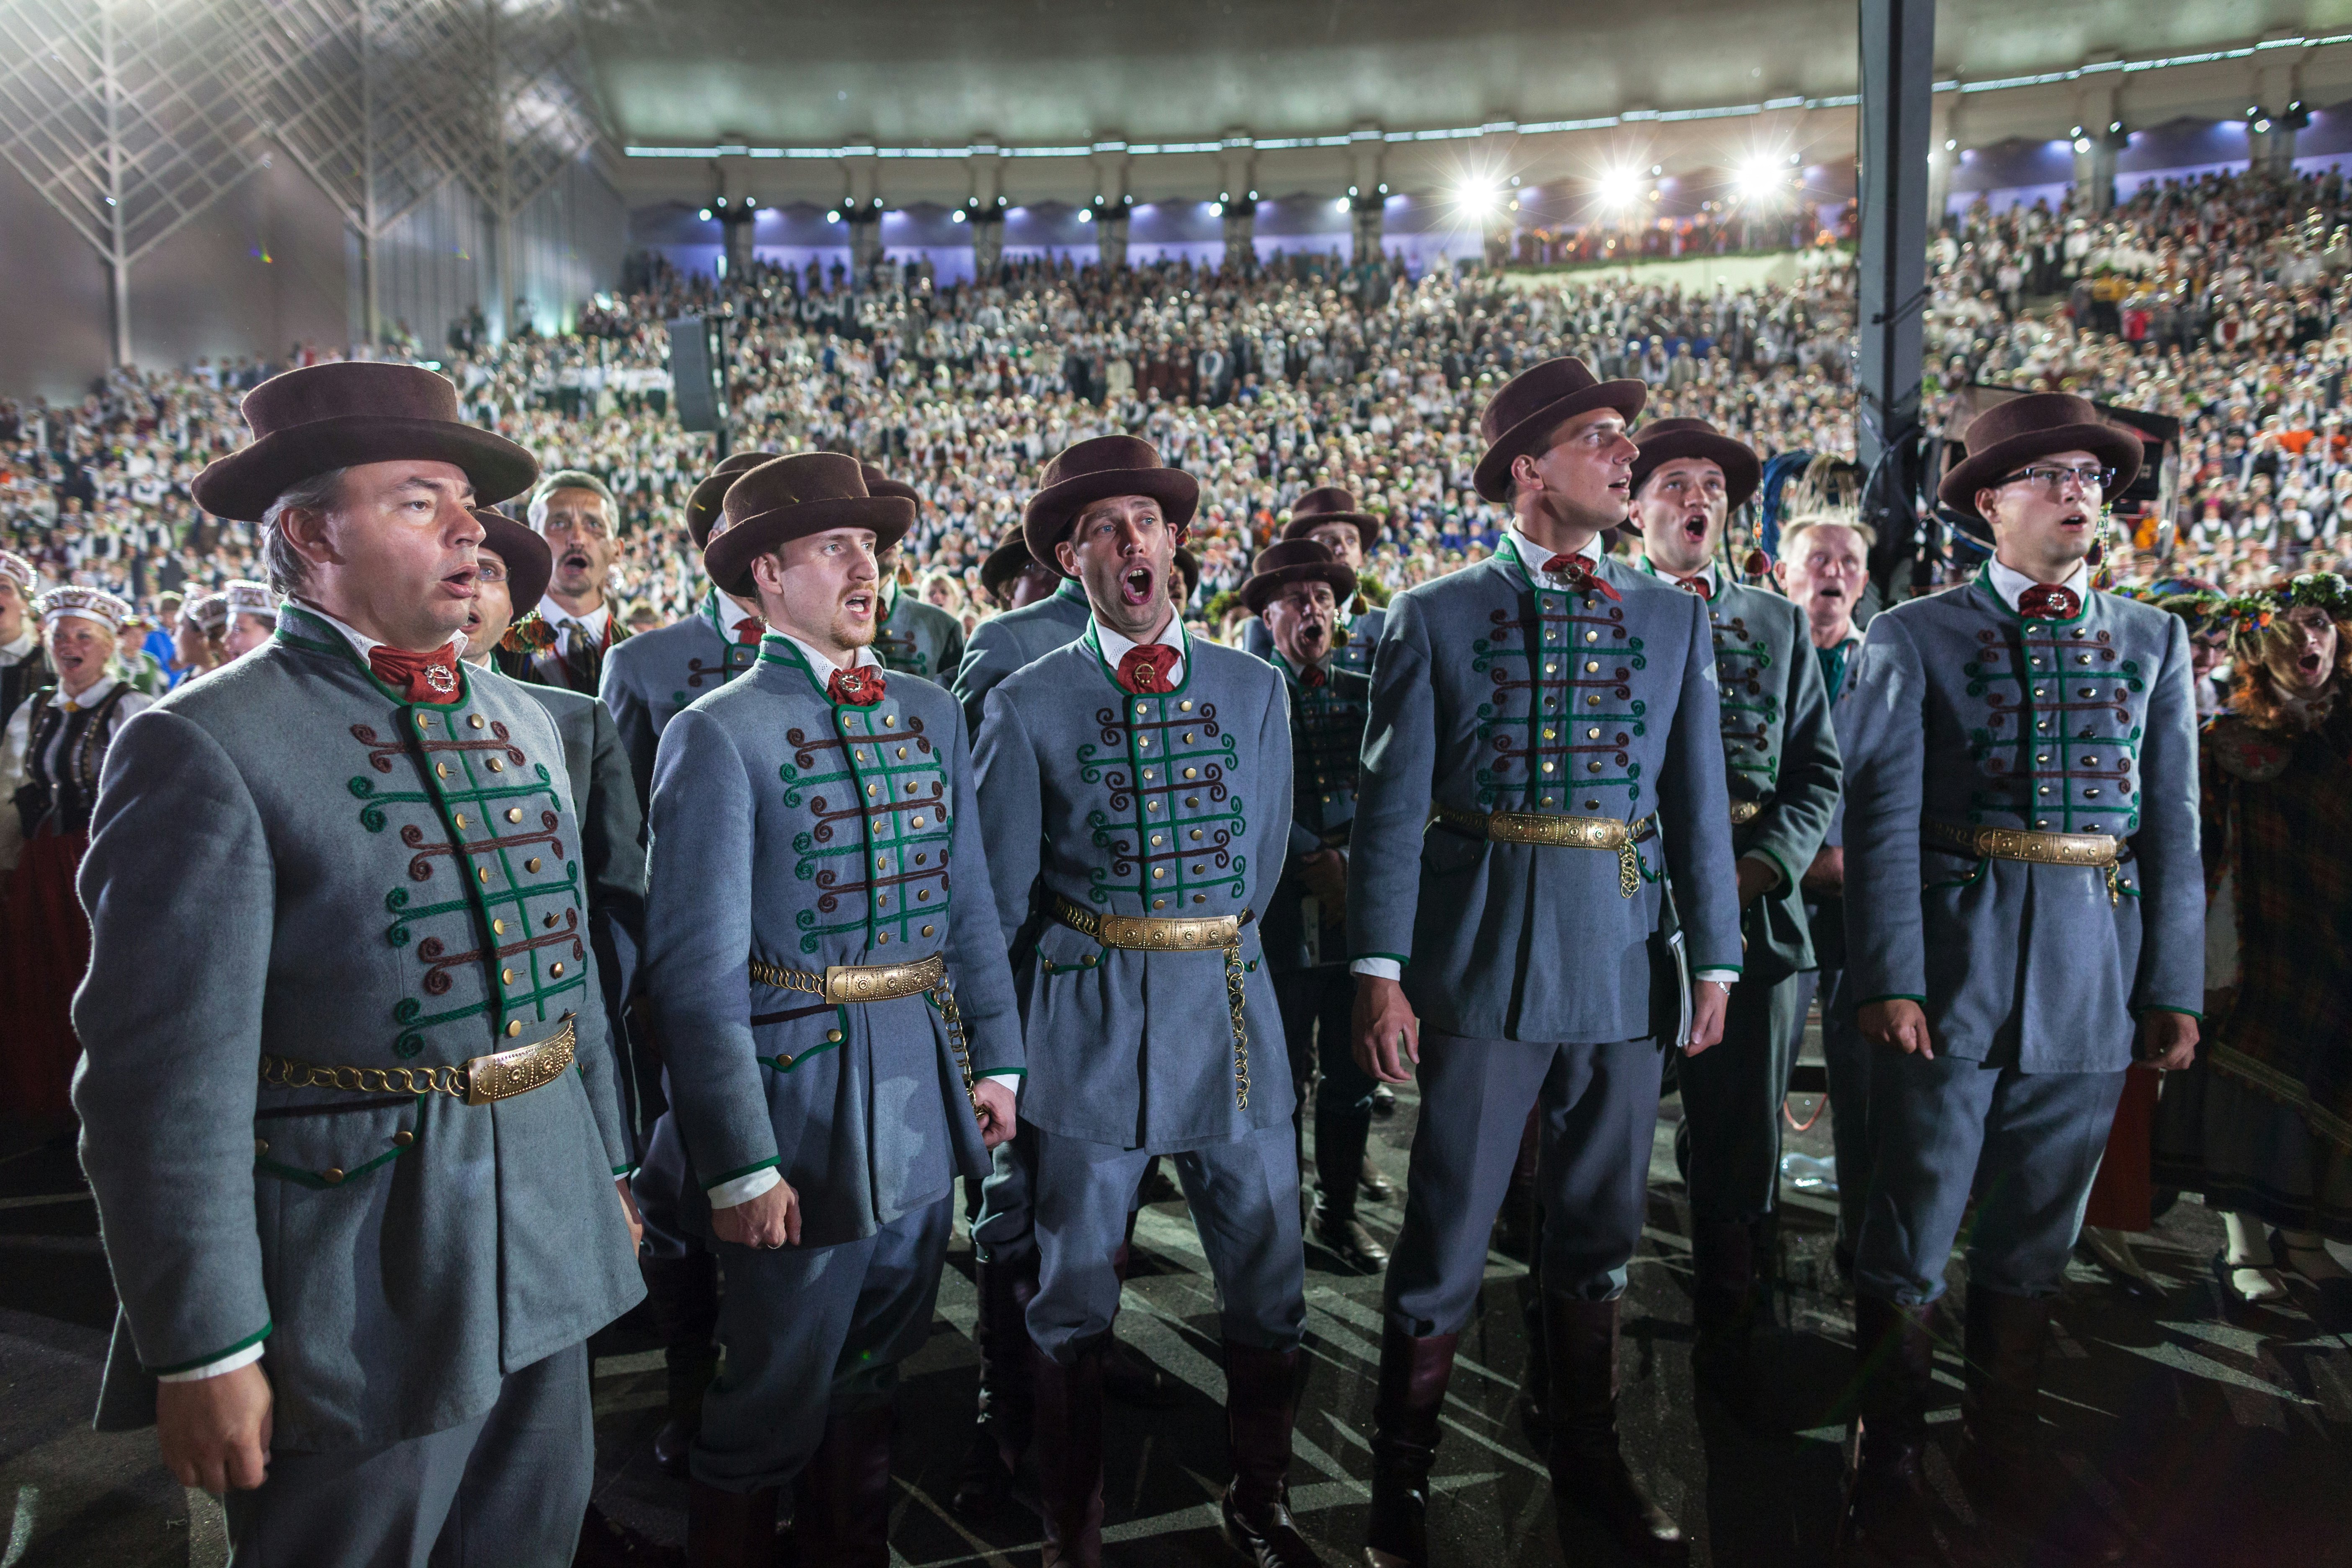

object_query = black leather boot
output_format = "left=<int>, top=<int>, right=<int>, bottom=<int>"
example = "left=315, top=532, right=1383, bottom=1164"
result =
left=1104, top=1228, right=1181, bottom=1407
left=1833, top=1293, right=1947, bottom=1568
left=1542, top=1295, right=1687, bottom=1563
left=791, top=1405, right=895, bottom=1568
left=1220, top=1343, right=1322, bottom=1568
left=1310, top=1111, right=1387, bottom=1273
left=686, top=1481, right=778, bottom=1568
left=644, top=1250, right=722, bottom=1476
left=952, top=1252, right=1039, bottom=1516
left=1690, top=1216, right=1760, bottom=1420
left=1364, top=1326, right=1458, bottom=1568
left=1032, top=1337, right=1107, bottom=1568
left=1956, top=1286, right=2129, bottom=1565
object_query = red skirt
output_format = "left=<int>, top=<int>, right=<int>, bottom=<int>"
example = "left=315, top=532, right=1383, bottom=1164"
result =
left=0, top=829, right=92, bottom=1122
left=2082, top=1064, right=2159, bottom=1233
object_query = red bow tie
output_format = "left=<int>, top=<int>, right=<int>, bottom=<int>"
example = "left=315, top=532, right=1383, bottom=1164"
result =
left=1540, top=554, right=1622, bottom=602
left=732, top=616, right=763, bottom=645
left=827, top=664, right=887, bottom=707
left=1116, top=643, right=1179, bottom=694
left=1672, top=573, right=1711, bottom=598
left=2016, top=584, right=2082, bottom=621
left=369, top=642, right=463, bottom=704
left=1299, top=663, right=1327, bottom=689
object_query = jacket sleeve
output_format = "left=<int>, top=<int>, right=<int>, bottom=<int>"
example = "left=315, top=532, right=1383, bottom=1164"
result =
left=972, top=681, right=1045, bottom=957
left=72, top=709, right=276, bottom=1375
left=582, top=698, right=649, bottom=1167
left=954, top=621, right=1021, bottom=740
left=1839, top=612, right=1930, bottom=1004
left=1658, top=596, right=1742, bottom=972
left=943, top=707, right=1027, bottom=1076
left=1249, top=671, right=1295, bottom=920
left=1747, top=598, right=1842, bottom=890
left=1347, top=593, right=1433, bottom=966
left=598, top=655, right=660, bottom=809
left=641, top=707, right=776, bottom=1190
left=2128, top=615, right=2205, bottom=1016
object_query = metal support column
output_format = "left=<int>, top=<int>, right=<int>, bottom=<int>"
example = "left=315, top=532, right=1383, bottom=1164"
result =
left=101, top=0, right=131, bottom=366
left=1856, top=0, right=1936, bottom=590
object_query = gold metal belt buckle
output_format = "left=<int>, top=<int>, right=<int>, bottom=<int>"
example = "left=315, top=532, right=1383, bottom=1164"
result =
left=1728, top=800, right=1761, bottom=825
left=1482, top=809, right=1629, bottom=850
left=1090, top=911, right=1242, bottom=951
left=1928, top=821, right=2120, bottom=868
left=823, top=951, right=945, bottom=1004
left=459, top=1015, right=578, bottom=1105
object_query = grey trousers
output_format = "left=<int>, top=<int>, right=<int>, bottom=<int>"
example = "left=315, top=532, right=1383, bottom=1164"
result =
left=1387, top=1030, right=1665, bottom=1334
left=1026, top=1120, right=1306, bottom=1364
left=1854, top=1050, right=2127, bottom=1305
left=692, top=1197, right=953, bottom=1491
left=223, top=1342, right=590, bottom=1568
left=1677, top=966, right=1805, bottom=1223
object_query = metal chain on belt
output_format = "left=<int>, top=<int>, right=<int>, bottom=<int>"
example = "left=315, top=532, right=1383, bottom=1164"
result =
left=747, top=956, right=828, bottom=995
left=259, top=1056, right=467, bottom=1099
left=1224, top=938, right=1251, bottom=1110
left=929, top=979, right=985, bottom=1126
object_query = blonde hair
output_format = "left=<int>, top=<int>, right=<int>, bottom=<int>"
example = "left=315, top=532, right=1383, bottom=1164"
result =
left=1777, top=507, right=1878, bottom=562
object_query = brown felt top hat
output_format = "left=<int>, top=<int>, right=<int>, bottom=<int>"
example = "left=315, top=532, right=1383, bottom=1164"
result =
left=1623, top=418, right=1763, bottom=533
left=193, top=362, right=538, bottom=523
left=1473, top=356, right=1647, bottom=504
left=470, top=508, right=552, bottom=613
left=1938, top=392, right=2144, bottom=523
left=702, top=453, right=915, bottom=599
left=1022, top=435, right=1199, bottom=578
left=859, top=464, right=923, bottom=513
left=684, top=451, right=779, bottom=549
left=1241, top=538, right=1358, bottom=615
left=980, top=527, right=1044, bottom=602
left=1278, top=486, right=1381, bottom=554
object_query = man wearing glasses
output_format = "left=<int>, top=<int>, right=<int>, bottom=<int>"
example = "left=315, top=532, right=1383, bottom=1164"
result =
left=1836, top=393, right=2200, bottom=1568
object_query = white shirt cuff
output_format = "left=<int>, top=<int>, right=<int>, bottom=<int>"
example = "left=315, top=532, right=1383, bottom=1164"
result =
left=156, top=1341, right=266, bottom=1383
left=1694, top=968, right=1739, bottom=985
left=707, top=1166, right=782, bottom=1210
left=1350, top=957, right=1403, bottom=981
left=983, top=1072, right=1022, bottom=1098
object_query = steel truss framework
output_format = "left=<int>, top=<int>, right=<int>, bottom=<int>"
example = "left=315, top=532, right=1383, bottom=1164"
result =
left=0, top=0, right=617, bottom=364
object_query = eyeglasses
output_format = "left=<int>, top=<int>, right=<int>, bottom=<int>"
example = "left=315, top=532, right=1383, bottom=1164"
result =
left=1999, top=464, right=2115, bottom=495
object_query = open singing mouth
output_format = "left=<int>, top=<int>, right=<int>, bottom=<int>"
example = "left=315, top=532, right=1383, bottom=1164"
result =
left=561, top=550, right=591, bottom=572
left=843, top=589, right=874, bottom=618
left=1120, top=565, right=1156, bottom=607
left=1679, top=512, right=1709, bottom=544
left=2300, top=650, right=2326, bottom=674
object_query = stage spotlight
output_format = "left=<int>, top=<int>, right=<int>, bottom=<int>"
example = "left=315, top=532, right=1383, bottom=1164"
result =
left=1335, top=197, right=1351, bottom=213
left=1734, top=155, right=1785, bottom=203
left=826, top=209, right=841, bottom=223
left=1078, top=208, right=1093, bottom=223
left=697, top=206, right=712, bottom=221
left=1595, top=167, right=1641, bottom=211
left=1456, top=181, right=1500, bottom=216
left=1210, top=200, right=1225, bottom=216
left=951, top=209, right=967, bottom=224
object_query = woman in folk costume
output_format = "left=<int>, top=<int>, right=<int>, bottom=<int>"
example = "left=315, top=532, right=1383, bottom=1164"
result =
left=2154, top=572, right=2352, bottom=1332
left=0, top=587, right=152, bottom=1129
left=173, top=591, right=230, bottom=681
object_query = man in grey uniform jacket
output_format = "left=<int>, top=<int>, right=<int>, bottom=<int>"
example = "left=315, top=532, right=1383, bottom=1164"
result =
left=973, top=435, right=1317, bottom=1568
left=1350, top=358, right=1743, bottom=1568
left=1240, top=485, right=1387, bottom=675
left=863, top=465, right=969, bottom=683
left=1836, top=393, right=2200, bottom=1568
left=598, top=450, right=771, bottom=1474
left=1627, top=417, right=1842, bottom=1406
left=641, top=452, right=1023, bottom=1567
left=74, top=362, right=645, bottom=1566
left=951, top=560, right=1092, bottom=735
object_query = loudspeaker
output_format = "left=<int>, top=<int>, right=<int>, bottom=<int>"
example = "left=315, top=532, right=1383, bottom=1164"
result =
left=668, top=315, right=723, bottom=433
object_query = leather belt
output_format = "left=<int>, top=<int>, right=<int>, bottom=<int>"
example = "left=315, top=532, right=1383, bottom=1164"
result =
left=1430, top=806, right=1656, bottom=898
left=1050, top=894, right=1254, bottom=1109
left=746, top=950, right=979, bottom=1115
left=1922, top=820, right=2127, bottom=904
left=259, top=1015, right=577, bottom=1106
left=1728, top=800, right=1762, bottom=825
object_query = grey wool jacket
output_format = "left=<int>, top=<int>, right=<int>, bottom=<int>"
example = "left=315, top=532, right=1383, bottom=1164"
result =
left=640, top=638, right=1026, bottom=1246
left=1839, top=568, right=2202, bottom=1070
left=599, top=588, right=762, bottom=805
left=1261, top=654, right=1372, bottom=973
left=72, top=604, right=642, bottom=1449
left=973, top=623, right=1297, bottom=1150
left=951, top=578, right=1093, bottom=735
left=1348, top=540, right=1743, bottom=1042
left=1643, top=565, right=1843, bottom=986
left=875, top=585, right=967, bottom=683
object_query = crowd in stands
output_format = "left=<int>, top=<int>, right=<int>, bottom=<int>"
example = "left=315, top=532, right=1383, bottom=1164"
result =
left=9, top=165, right=2352, bottom=668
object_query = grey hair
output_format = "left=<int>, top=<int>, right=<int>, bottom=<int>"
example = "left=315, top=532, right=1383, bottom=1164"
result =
left=527, top=469, right=618, bottom=530
left=260, top=467, right=350, bottom=596
left=1776, top=509, right=1879, bottom=562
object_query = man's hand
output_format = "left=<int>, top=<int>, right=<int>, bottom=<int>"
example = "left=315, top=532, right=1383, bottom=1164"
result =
left=1352, top=975, right=1420, bottom=1085
left=2135, top=1010, right=2200, bottom=1072
left=711, top=1178, right=802, bottom=1249
left=616, top=1177, right=644, bottom=1253
left=1299, top=848, right=1348, bottom=921
left=157, top=1362, right=272, bottom=1494
left=1800, top=845, right=1845, bottom=897
left=972, top=1079, right=1019, bottom=1149
left=1859, top=998, right=1935, bottom=1059
left=1735, top=857, right=1779, bottom=910
left=1684, top=978, right=1731, bottom=1055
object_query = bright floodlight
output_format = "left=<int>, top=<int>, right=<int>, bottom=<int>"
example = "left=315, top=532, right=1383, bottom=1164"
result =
left=1735, top=156, right=1785, bottom=203
left=1457, top=181, right=1499, bottom=215
left=1596, top=168, right=1641, bottom=211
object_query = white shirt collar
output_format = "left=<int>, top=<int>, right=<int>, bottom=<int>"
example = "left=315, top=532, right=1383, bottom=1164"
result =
left=1093, top=607, right=1189, bottom=685
left=0, top=629, right=35, bottom=667
left=294, top=600, right=462, bottom=663
left=1640, top=555, right=1719, bottom=595
left=536, top=595, right=610, bottom=647
left=779, top=632, right=880, bottom=681
left=1985, top=556, right=2091, bottom=612
left=1506, top=525, right=1604, bottom=585
left=55, top=674, right=121, bottom=711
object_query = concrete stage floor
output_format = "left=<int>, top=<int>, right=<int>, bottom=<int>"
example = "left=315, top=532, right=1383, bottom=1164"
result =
left=5, top=1050, right=2349, bottom=1568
